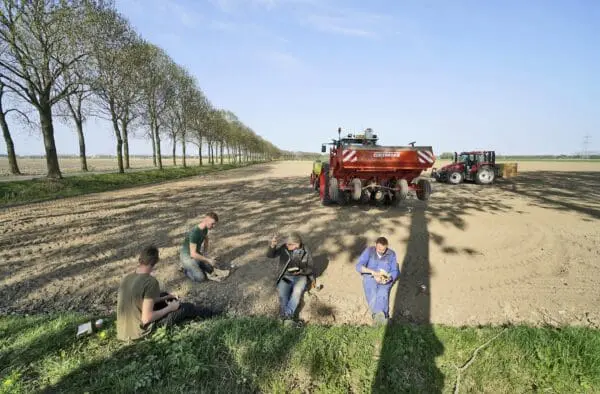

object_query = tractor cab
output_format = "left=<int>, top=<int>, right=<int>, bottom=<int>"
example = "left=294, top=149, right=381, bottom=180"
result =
left=454, top=151, right=496, bottom=166
left=433, top=150, right=498, bottom=185
left=321, top=127, right=378, bottom=152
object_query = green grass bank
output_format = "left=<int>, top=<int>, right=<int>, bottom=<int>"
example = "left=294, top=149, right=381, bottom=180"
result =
left=1, top=314, right=599, bottom=393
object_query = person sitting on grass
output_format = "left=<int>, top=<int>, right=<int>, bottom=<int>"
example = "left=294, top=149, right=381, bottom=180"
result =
left=267, top=232, right=315, bottom=327
left=117, top=245, right=221, bottom=341
left=355, top=236, right=400, bottom=326
left=180, top=211, right=230, bottom=282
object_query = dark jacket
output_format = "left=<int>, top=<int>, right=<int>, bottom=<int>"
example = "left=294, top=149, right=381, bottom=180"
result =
left=267, top=243, right=314, bottom=279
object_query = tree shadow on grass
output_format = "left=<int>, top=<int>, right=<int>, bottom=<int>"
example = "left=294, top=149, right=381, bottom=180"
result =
left=372, top=204, right=444, bottom=393
left=41, top=317, right=304, bottom=394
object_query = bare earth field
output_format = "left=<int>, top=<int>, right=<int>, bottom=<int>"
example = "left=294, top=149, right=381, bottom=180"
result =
left=0, top=160, right=599, bottom=328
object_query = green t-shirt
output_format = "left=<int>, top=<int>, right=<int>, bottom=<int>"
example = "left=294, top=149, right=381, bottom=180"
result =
left=116, top=273, right=160, bottom=341
left=181, top=225, right=208, bottom=257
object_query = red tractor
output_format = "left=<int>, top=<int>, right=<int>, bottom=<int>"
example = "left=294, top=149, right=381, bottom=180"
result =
left=431, top=151, right=498, bottom=185
left=311, top=127, right=436, bottom=206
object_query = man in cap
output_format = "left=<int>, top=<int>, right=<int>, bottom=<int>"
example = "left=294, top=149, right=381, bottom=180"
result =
left=267, top=232, right=314, bottom=326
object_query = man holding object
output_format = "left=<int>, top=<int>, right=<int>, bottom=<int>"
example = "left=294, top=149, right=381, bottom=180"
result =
left=356, top=237, right=399, bottom=326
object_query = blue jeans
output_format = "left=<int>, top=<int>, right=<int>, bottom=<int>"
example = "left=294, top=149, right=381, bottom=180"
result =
left=277, top=275, right=308, bottom=319
left=362, top=275, right=393, bottom=317
left=180, top=250, right=213, bottom=282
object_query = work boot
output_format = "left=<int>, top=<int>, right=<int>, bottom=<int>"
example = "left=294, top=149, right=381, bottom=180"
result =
left=372, top=312, right=388, bottom=326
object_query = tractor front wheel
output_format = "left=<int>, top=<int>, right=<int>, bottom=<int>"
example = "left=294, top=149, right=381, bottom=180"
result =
left=448, top=171, right=463, bottom=185
left=416, top=179, right=432, bottom=201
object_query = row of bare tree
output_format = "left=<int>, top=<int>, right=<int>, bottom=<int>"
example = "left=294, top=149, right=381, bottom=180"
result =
left=0, top=0, right=282, bottom=179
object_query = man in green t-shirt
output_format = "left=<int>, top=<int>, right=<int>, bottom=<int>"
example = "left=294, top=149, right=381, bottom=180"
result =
left=180, top=211, right=230, bottom=282
left=117, top=245, right=219, bottom=341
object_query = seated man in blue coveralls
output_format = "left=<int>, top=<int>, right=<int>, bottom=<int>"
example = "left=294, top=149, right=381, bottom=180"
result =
left=355, top=236, right=400, bottom=325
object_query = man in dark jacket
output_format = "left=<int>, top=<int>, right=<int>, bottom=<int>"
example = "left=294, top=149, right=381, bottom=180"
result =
left=267, top=232, right=314, bottom=326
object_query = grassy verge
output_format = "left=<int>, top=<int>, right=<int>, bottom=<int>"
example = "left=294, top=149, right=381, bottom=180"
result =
left=1, top=314, right=598, bottom=393
left=0, top=162, right=261, bottom=207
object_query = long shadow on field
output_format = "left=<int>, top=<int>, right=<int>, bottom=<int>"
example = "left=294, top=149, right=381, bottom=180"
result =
left=497, top=171, right=600, bottom=220
left=42, top=318, right=304, bottom=394
left=372, top=203, right=444, bottom=393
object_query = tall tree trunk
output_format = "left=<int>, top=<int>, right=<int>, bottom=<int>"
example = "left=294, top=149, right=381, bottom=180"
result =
left=0, top=110, right=20, bottom=175
left=172, top=135, right=177, bottom=166
left=198, top=135, right=203, bottom=165
left=39, top=99, right=62, bottom=179
left=181, top=132, right=187, bottom=168
left=220, top=141, right=224, bottom=165
left=121, top=117, right=130, bottom=169
left=74, top=117, right=88, bottom=172
left=150, top=120, right=157, bottom=167
left=111, top=117, right=124, bottom=173
left=154, top=124, right=163, bottom=170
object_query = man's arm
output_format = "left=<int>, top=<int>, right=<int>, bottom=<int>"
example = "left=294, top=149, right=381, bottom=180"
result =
left=141, top=298, right=179, bottom=326
left=267, top=236, right=283, bottom=258
left=356, top=247, right=376, bottom=275
left=300, top=248, right=314, bottom=276
left=202, top=235, right=209, bottom=254
left=140, top=281, right=178, bottom=326
left=189, top=242, right=215, bottom=265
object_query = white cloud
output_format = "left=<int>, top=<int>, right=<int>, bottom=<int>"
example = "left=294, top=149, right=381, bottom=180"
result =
left=303, top=9, right=391, bottom=38
left=305, top=15, right=376, bottom=37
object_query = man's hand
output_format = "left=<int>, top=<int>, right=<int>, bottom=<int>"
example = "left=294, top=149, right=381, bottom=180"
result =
left=168, top=300, right=180, bottom=312
left=270, top=235, right=278, bottom=248
left=165, top=293, right=178, bottom=301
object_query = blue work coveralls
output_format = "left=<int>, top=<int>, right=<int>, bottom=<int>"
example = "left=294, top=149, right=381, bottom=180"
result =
left=355, top=246, right=400, bottom=318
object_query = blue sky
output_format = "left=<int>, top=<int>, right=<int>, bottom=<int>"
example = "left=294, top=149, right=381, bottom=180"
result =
left=2, top=0, right=599, bottom=156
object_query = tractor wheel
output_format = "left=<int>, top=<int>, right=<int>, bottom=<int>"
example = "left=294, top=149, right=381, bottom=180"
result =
left=319, top=164, right=333, bottom=205
left=416, top=179, right=432, bottom=201
left=475, top=166, right=495, bottom=185
left=448, top=171, right=463, bottom=185
left=391, top=179, right=409, bottom=206
left=329, top=177, right=340, bottom=202
left=350, top=178, right=362, bottom=201
left=338, top=190, right=350, bottom=205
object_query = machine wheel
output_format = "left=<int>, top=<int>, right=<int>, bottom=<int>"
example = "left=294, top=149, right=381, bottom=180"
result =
left=391, top=179, right=409, bottom=206
left=416, top=179, right=432, bottom=201
left=350, top=178, right=362, bottom=201
left=475, top=166, right=495, bottom=185
left=319, top=164, right=333, bottom=205
left=448, top=171, right=463, bottom=185
left=338, top=190, right=350, bottom=205
left=329, top=177, right=340, bottom=202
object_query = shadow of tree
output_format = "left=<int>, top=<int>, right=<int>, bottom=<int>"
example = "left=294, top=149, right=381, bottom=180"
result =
left=41, top=318, right=304, bottom=393
left=372, top=204, right=445, bottom=393
left=496, top=171, right=600, bottom=220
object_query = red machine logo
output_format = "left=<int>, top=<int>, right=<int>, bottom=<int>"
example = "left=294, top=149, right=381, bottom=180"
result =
left=373, top=152, right=401, bottom=158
